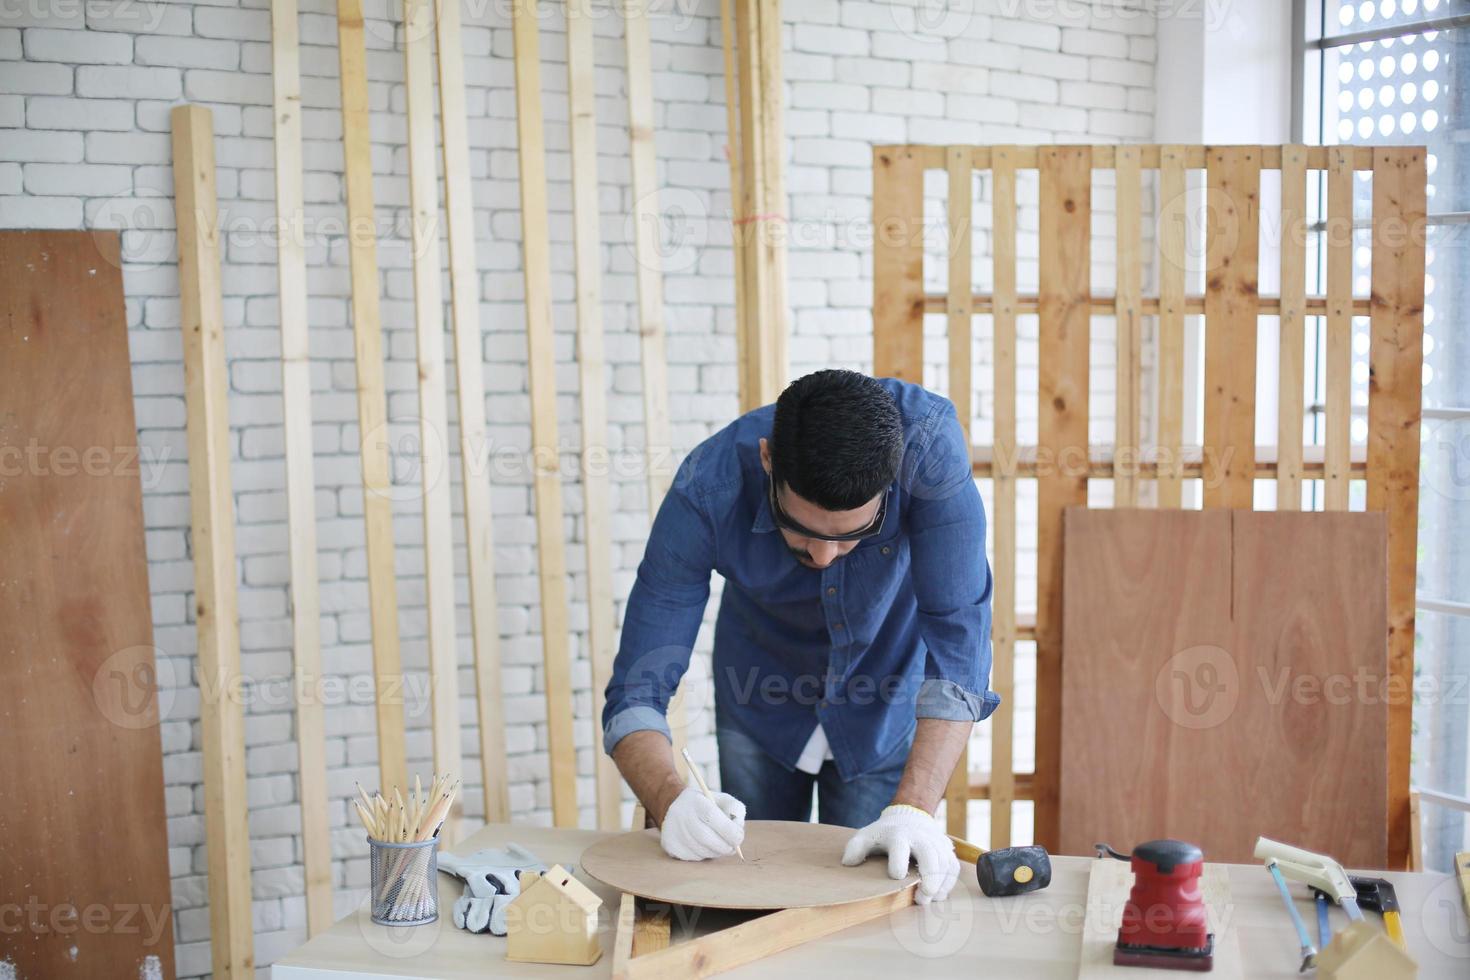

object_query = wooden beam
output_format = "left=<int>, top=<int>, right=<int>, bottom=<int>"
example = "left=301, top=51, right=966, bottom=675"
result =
left=268, top=0, right=331, bottom=934
left=567, top=0, right=620, bottom=830
left=972, top=442, right=1368, bottom=479
left=943, top=146, right=972, bottom=837
left=726, top=0, right=787, bottom=410
left=171, top=103, right=255, bottom=980
left=874, top=143, right=1382, bottom=173
left=1324, top=145, right=1353, bottom=511
left=403, top=0, right=463, bottom=835
left=1114, top=144, right=1142, bottom=507
left=512, top=0, right=578, bottom=827
left=1202, top=146, right=1261, bottom=510
left=1455, top=852, right=1470, bottom=923
left=434, top=0, right=509, bottom=823
left=988, top=145, right=1018, bottom=851
left=334, top=0, right=407, bottom=797
left=873, top=145, right=924, bottom=381
left=1367, top=146, right=1426, bottom=869
left=1277, top=144, right=1307, bottom=510
left=719, top=0, right=755, bottom=412
left=1157, top=145, right=1186, bottom=508
left=1034, top=145, right=1091, bottom=852
left=919, top=291, right=1375, bottom=317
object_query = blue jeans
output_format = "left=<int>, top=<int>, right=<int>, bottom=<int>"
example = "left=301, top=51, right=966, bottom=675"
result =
left=716, top=723, right=909, bottom=828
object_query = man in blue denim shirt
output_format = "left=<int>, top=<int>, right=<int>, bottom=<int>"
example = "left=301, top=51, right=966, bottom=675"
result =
left=602, top=370, right=999, bottom=905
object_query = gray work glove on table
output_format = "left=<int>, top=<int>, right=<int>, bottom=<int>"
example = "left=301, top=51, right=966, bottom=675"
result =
left=437, top=843, right=548, bottom=936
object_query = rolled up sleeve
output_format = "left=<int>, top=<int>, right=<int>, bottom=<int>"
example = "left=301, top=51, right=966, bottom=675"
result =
left=601, top=473, right=717, bottom=755
left=905, top=405, right=1000, bottom=724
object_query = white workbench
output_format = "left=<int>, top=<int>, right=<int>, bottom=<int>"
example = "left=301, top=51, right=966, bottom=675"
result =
left=273, top=822, right=1470, bottom=979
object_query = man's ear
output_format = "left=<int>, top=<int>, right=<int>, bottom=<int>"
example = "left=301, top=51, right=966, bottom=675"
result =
left=758, top=437, right=771, bottom=475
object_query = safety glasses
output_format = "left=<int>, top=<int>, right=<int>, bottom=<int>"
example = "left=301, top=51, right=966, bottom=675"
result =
left=766, top=474, right=890, bottom=542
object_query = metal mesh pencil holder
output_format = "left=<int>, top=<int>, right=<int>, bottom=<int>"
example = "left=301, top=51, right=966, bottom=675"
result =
left=369, top=836, right=439, bottom=926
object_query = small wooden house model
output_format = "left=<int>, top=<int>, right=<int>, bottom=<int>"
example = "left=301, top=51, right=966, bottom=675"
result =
left=504, top=864, right=603, bottom=966
left=1316, top=920, right=1417, bottom=980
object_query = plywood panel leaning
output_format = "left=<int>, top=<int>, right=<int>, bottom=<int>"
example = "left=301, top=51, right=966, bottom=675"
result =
left=0, top=230, right=178, bottom=980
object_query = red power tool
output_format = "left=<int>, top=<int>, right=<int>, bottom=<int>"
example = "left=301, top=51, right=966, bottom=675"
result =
left=1098, top=839, right=1215, bottom=972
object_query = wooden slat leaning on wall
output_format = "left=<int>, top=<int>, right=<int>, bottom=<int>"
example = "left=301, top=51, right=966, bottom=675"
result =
left=434, top=0, right=510, bottom=824
left=726, top=0, right=788, bottom=411
left=512, top=0, right=579, bottom=827
left=334, top=0, right=407, bottom=796
left=1156, top=145, right=1187, bottom=509
left=1114, top=145, right=1142, bottom=507
left=623, top=0, right=688, bottom=761
left=1201, top=146, right=1261, bottom=510
left=987, top=145, right=1019, bottom=849
left=1324, top=146, right=1354, bottom=511
left=872, top=146, right=924, bottom=382
left=1277, top=145, right=1308, bottom=511
left=1367, top=146, right=1426, bottom=869
left=567, top=0, right=621, bottom=829
left=942, top=146, right=973, bottom=836
left=403, top=0, right=465, bottom=838
left=1034, top=145, right=1092, bottom=852
left=172, top=104, right=255, bottom=979
left=268, top=0, right=332, bottom=933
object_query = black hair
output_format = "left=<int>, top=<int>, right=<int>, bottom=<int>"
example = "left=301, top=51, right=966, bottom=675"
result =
left=769, top=370, right=904, bottom=511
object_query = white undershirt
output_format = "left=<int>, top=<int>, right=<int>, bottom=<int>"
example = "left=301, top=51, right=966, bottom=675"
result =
left=794, top=722, right=834, bottom=775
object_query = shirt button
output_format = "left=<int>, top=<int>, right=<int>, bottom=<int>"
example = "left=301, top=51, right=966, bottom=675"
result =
left=881, top=546, right=892, bottom=556
left=826, top=586, right=837, bottom=596
left=833, top=623, right=844, bottom=631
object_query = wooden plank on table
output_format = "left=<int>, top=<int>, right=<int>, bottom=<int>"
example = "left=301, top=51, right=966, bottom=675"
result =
left=1202, top=146, right=1261, bottom=510
left=1456, top=852, right=1470, bottom=921
left=0, top=231, right=178, bottom=979
left=1114, top=145, right=1142, bottom=507
left=1058, top=508, right=1388, bottom=867
left=1324, top=146, right=1353, bottom=511
left=269, top=0, right=332, bottom=934
left=435, top=0, right=509, bottom=825
left=513, top=0, right=578, bottom=828
left=335, top=0, right=407, bottom=796
left=1034, top=145, right=1090, bottom=852
left=403, top=0, right=464, bottom=836
left=172, top=104, right=255, bottom=978
left=1367, top=147, right=1426, bottom=869
left=1157, top=145, right=1186, bottom=508
left=988, top=145, right=1018, bottom=850
left=615, top=887, right=918, bottom=980
left=873, top=145, right=925, bottom=382
left=942, top=146, right=973, bottom=836
left=567, top=0, right=620, bottom=830
left=1277, top=145, right=1307, bottom=511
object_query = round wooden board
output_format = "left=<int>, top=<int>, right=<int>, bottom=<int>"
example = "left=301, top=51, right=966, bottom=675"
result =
left=578, top=820, right=916, bottom=910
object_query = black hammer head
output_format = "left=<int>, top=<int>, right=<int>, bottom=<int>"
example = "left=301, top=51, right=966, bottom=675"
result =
left=976, top=845, right=1052, bottom=897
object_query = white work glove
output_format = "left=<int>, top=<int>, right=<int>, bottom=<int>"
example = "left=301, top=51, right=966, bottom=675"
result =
left=659, top=788, right=746, bottom=861
left=438, top=843, right=547, bottom=935
left=842, top=804, right=961, bottom=906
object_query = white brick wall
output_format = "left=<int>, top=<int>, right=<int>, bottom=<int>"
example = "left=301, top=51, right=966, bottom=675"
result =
left=0, top=0, right=1156, bottom=974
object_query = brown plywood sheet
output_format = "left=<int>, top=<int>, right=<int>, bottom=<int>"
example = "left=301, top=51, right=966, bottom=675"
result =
left=1060, top=509, right=1388, bottom=867
left=581, top=821, right=916, bottom=909
left=0, top=231, right=177, bottom=978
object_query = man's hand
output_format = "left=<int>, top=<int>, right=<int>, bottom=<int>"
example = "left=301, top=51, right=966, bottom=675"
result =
left=660, top=787, right=747, bottom=861
left=841, top=803, right=961, bottom=905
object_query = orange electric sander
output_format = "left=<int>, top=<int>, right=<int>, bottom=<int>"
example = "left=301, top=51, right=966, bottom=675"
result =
left=1097, top=839, right=1214, bottom=972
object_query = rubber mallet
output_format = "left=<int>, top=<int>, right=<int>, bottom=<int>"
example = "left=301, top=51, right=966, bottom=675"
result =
left=949, top=836, right=1052, bottom=897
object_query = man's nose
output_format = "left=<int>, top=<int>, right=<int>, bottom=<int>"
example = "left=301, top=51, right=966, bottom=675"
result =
left=808, top=540, right=840, bottom=566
